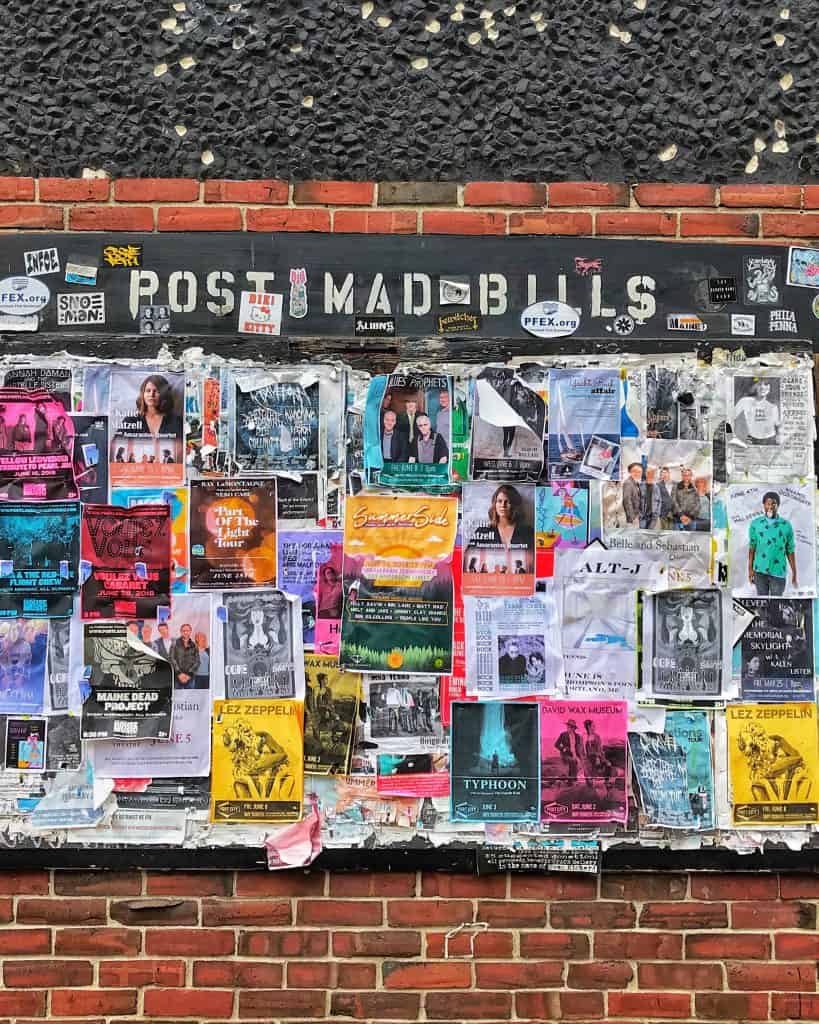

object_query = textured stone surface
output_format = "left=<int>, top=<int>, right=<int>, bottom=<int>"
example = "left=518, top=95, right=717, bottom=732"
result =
left=0, top=1, right=813, bottom=181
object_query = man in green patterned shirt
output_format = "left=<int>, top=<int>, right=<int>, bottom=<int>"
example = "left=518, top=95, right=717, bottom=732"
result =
left=747, top=491, right=797, bottom=596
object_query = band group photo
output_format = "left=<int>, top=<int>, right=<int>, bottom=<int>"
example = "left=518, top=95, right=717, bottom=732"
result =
left=379, top=383, right=451, bottom=467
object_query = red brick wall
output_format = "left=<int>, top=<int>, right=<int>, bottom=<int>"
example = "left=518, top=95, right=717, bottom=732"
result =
left=0, top=178, right=818, bottom=240
left=0, top=870, right=818, bottom=1021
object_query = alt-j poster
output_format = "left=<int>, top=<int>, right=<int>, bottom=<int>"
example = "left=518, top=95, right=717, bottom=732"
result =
left=365, top=371, right=454, bottom=490
left=80, top=504, right=171, bottom=620
left=727, top=702, right=819, bottom=826
left=450, top=701, right=540, bottom=823
left=539, top=700, right=628, bottom=824
left=189, top=478, right=277, bottom=589
left=211, top=699, right=303, bottom=823
left=0, top=387, right=78, bottom=500
left=340, top=494, right=457, bottom=674
left=0, top=501, right=79, bottom=617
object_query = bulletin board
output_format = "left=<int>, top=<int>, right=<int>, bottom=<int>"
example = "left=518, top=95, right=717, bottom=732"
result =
left=0, top=233, right=817, bottom=872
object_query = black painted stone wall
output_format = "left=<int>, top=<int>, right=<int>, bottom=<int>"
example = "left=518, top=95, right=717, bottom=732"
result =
left=2, top=0, right=816, bottom=182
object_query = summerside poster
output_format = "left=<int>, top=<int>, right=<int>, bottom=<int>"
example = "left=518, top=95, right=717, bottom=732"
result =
left=0, top=387, right=78, bottom=500
left=738, top=598, right=814, bottom=701
left=629, top=710, right=714, bottom=830
left=81, top=622, right=173, bottom=740
left=0, top=501, right=79, bottom=617
left=189, top=478, right=277, bottom=589
left=727, top=702, right=819, bottom=826
left=211, top=699, right=303, bottom=823
left=340, top=494, right=457, bottom=674
left=450, top=701, right=540, bottom=823
left=540, top=700, right=628, bottom=824
left=80, top=504, right=171, bottom=620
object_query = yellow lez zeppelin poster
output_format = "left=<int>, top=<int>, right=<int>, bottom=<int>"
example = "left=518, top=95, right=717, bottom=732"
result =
left=727, top=702, right=819, bottom=826
left=211, top=699, right=303, bottom=823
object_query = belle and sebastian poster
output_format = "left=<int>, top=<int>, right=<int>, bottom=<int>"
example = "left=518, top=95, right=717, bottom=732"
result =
left=340, top=494, right=457, bottom=674
left=727, top=702, right=819, bottom=826
left=211, top=699, right=303, bottom=823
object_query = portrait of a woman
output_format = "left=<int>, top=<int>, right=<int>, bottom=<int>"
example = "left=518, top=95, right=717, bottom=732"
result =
left=123, top=375, right=183, bottom=438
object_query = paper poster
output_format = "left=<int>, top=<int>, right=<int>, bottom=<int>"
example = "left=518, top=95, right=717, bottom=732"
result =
left=45, top=714, right=82, bottom=771
left=277, top=530, right=342, bottom=648
left=602, top=530, right=712, bottom=587
left=108, top=369, right=184, bottom=486
left=469, top=368, right=546, bottom=481
left=647, top=590, right=726, bottom=699
left=561, top=580, right=637, bottom=701
left=211, top=699, right=303, bottom=823
left=314, top=542, right=343, bottom=655
left=4, top=368, right=70, bottom=407
left=0, top=618, right=48, bottom=713
left=219, top=590, right=302, bottom=700
left=0, top=387, right=78, bottom=500
left=46, top=617, right=71, bottom=710
left=462, top=483, right=535, bottom=597
left=340, top=495, right=457, bottom=674
left=727, top=702, right=819, bottom=825
left=539, top=700, right=628, bottom=824
left=629, top=710, right=714, bottom=830
left=232, top=376, right=319, bottom=473
left=644, top=365, right=708, bottom=440
left=81, top=622, right=173, bottom=740
left=464, top=591, right=563, bottom=698
left=744, top=254, right=781, bottom=304
left=89, top=595, right=212, bottom=779
left=5, top=717, right=46, bottom=771
left=786, top=246, right=819, bottom=288
left=80, top=503, right=171, bottom=620
left=303, top=655, right=360, bottom=775
left=548, top=368, right=620, bottom=481
left=553, top=539, right=666, bottom=588
left=70, top=414, right=109, bottom=505
left=189, top=478, right=277, bottom=590
left=365, top=371, right=453, bottom=489
left=377, top=752, right=449, bottom=797
left=364, top=674, right=444, bottom=753
left=0, top=501, right=79, bottom=617
left=450, top=701, right=540, bottom=823
left=727, top=484, right=816, bottom=598
left=737, top=598, right=814, bottom=701
left=112, top=486, right=188, bottom=594
left=535, top=482, right=590, bottom=575
left=729, top=371, right=813, bottom=480
left=616, top=439, right=713, bottom=532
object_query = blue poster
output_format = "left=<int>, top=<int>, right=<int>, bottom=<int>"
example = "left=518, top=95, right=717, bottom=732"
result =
left=0, top=501, right=80, bottom=617
left=0, top=617, right=48, bottom=713
left=548, top=368, right=621, bottom=481
left=277, top=529, right=342, bottom=648
left=628, top=710, right=713, bottom=829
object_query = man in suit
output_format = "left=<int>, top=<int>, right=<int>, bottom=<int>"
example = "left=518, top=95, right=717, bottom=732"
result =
left=555, top=719, right=585, bottom=785
left=152, top=622, right=172, bottom=660
left=622, top=462, right=643, bottom=527
left=498, top=639, right=527, bottom=682
left=380, top=410, right=407, bottom=462
left=396, top=399, right=421, bottom=445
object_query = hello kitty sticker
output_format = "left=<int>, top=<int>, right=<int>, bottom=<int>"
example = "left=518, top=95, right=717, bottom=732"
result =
left=238, top=291, right=283, bottom=336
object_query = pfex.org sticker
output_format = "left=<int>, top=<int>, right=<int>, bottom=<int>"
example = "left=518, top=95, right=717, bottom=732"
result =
left=521, top=300, right=580, bottom=339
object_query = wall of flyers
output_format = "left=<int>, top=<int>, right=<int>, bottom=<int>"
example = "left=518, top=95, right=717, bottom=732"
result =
left=0, top=339, right=816, bottom=858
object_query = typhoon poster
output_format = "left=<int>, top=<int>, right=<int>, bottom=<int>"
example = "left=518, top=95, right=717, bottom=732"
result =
left=80, top=504, right=171, bottom=620
left=211, top=699, right=303, bottom=823
left=539, top=700, right=628, bottom=824
left=340, top=495, right=457, bottom=674
left=450, top=701, right=540, bottom=823
left=189, top=478, right=277, bottom=589
left=727, top=702, right=819, bottom=826
left=0, top=501, right=79, bottom=617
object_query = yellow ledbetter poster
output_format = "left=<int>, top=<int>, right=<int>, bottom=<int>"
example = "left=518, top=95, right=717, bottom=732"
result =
left=340, top=495, right=458, bottom=674
left=727, top=702, right=819, bottom=826
left=211, top=699, right=303, bottom=823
